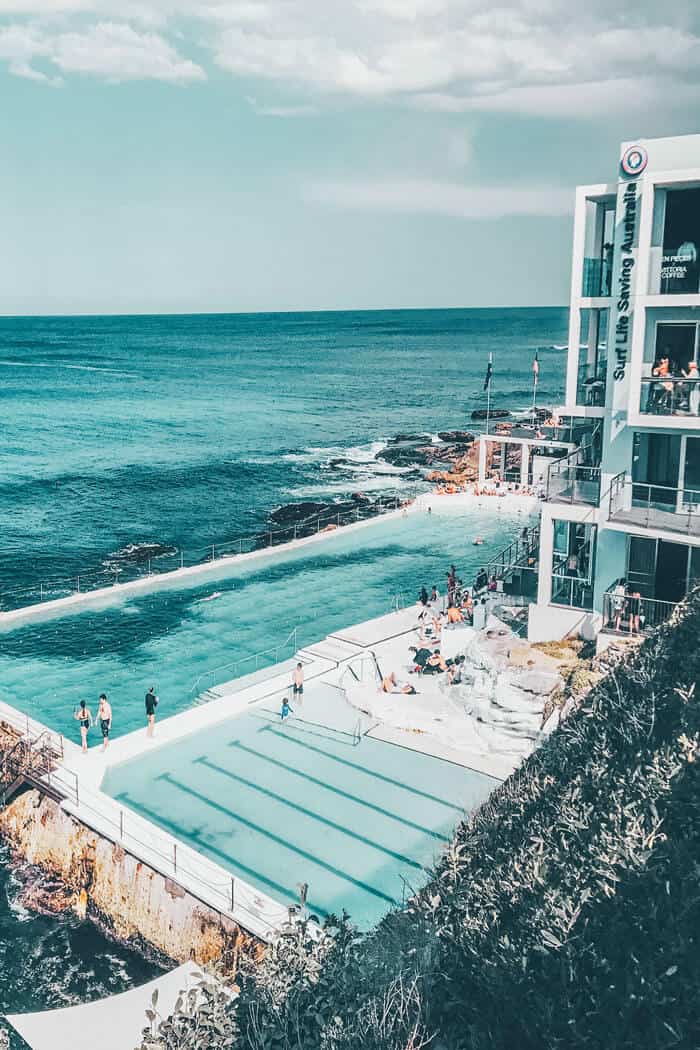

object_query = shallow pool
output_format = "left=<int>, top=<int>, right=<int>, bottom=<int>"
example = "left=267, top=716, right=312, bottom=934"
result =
left=102, top=685, right=497, bottom=929
left=0, top=503, right=534, bottom=740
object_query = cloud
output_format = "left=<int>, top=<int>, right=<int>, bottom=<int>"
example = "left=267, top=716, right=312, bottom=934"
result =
left=0, top=0, right=698, bottom=118
left=307, top=178, right=573, bottom=220
left=0, top=19, right=205, bottom=80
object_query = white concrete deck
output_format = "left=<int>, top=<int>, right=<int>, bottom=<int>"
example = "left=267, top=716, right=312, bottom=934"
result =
left=7, top=961, right=200, bottom=1050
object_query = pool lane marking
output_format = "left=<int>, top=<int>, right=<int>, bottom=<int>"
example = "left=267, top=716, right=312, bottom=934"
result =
left=113, top=791, right=328, bottom=918
left=228, top=739, right=446, bottom=842
left=250, top=710, right=358, bottom=748
left=195, top=755, right=423, bottom=869
left=262, top=725, right=465, bottom=812
left=158, top=772, right=399, bottom=906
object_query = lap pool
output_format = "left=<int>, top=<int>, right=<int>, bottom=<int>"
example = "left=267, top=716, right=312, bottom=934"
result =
left=102, top=683, right=498, bottom=929
left=0, top=501, right=535, bottom=741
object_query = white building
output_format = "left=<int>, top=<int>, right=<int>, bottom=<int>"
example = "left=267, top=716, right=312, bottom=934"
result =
left=527, top=133, right=700, bottom=644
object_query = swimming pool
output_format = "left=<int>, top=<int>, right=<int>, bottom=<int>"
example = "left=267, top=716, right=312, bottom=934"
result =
left=0, top=502, right=535, bottom=741
left=102, top=684, right=497, bottom=929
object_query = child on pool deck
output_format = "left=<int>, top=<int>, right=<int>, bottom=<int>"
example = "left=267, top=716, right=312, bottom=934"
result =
left=281, top=696, right=294, bottom=721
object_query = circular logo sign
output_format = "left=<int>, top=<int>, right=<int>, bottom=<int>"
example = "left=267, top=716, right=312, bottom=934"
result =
left=621, top=145, right=648, bottom=176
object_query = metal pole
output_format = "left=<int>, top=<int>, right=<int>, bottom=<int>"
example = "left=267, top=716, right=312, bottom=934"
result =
left=293, top=525, right=297, bottom=541
left=173, top=843, right=177, bottom=873
left=181, top=551, right=184, bottom=569
left=40, top=583, right=43, bottom=602
left=269, top=531, right=273, bottom=546
left=76, top=576, right=80, bottom=593
left=212, top=545, right=216, bottom=562
left=120, top=809, right=124, bottom=839
left=230, top=877, right=235, bottom=912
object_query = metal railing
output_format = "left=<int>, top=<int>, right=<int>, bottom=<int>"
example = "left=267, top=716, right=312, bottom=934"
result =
left=0, top=497, right=406, bottom=613
left=601, top=585, right=677, bottom=635
left=547, top=445, right=601, bottom=506
left=609, top=472, right=700, bottom=536
left=477, top=524, right=540, bottom=591
left=191, top=626, right=299, bottom=698
left=640, top=376, right=700, bottom=417
left=550, top=570, right=594, bottom=610
left=0, top=718, right=78, bottom=807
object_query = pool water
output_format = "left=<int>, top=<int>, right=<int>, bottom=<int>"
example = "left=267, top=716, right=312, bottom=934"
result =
left=102, top=685, right=497, bottom=929
left=0, top=504, right=534, bottom=741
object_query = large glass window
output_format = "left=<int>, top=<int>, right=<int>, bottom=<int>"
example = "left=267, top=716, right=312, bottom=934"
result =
left=576, top=308, right=608, bottom=406
left=551, top=520, right=596, bottom=609
left=641, top=322, right=700, bottom=417
left=660, top=187, right=700, bottom=294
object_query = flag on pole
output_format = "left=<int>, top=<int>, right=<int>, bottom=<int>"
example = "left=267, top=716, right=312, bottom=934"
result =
left=483, top=354, right=493, bottom=390
left=533, top=350, right=539, bottom=385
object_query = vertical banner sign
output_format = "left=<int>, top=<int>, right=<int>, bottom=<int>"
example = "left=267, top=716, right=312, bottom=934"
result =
left=611, top=178, right=639, bottom=418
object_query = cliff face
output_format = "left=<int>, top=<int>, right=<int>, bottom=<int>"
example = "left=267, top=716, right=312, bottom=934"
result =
left=0, top=790, right=256, bottom=968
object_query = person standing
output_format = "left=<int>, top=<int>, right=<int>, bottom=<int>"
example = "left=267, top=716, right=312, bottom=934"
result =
left=73, top=700, right=93, bottom=753
left=97, top=693, right=112, bottom=751
left=145, top=686, right=159, bottom=737
left=292, top=663, right=304, bottom=704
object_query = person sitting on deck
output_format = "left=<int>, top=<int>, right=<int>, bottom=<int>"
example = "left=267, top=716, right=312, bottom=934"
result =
left=474, top=567, right=488, bottom=592
left=448, top=654, right=466, bottom=685
left=430, top=585, right=439, bottom=605
left=409, top=645, right=432, bottom=672
left=488, top=575, right=498, bottom=592
left=419, top=585, right=429, bottom=607
left=431, top=615, right=443, bottom=640
left=422, top=649, right=448, bottom=675
left=446, top=603, right=464, bottom=625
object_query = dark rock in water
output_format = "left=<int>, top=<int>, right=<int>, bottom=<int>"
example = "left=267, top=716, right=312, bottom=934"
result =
left=387, top=433, right=431, bottom=445
left=437, top=430, right=476, bottom=443
left=376, top=445, right=432, bottom=467
left=327, top=458, right=347, bottom=469
left=352, top=492, right=373, bottom=503
left=471, top=408, right=511, bottom=421
left=107, top=542, right=178, bottom=564
left=270, top=501, right=328, bottom=525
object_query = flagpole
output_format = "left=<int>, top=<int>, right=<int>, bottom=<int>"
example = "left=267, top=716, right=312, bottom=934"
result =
left=531, top=351, right=539, bottom=425
left=486, top=352, right=492, bottom=436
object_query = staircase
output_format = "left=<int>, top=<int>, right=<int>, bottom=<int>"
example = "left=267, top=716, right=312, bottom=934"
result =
left=297, top=635, right=364, bottom=665
left=1, top=729, right=66, bottom=807
left=477, top=524, right=541, bottom=592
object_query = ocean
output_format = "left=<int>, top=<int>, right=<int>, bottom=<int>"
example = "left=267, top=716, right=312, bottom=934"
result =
left=0, top=307, right=567, bottom=1033
left=0, top=308, right=567, bottom=599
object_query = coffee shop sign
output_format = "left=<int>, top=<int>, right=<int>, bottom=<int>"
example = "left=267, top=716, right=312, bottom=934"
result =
left=613, top=179, right=638, bottom=382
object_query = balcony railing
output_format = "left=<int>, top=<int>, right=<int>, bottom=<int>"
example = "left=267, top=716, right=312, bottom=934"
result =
left=550, top=570, right=594, bottom=610
left=576, top=359, right=607, bottom=406
left=547, top=449, right=601, bottom=506
left=601, top=585, right=677, bottom=636
left=582, top=257, right=613, bottom=298
left=640, top=376, right=700, bottom=417
left=608, top=472, right=700, bottom=537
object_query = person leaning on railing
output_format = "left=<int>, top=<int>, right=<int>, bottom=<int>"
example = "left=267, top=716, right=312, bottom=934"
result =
left=650, top=355, right=674, bottom=413
left=681, top=358, right=700, bottom=414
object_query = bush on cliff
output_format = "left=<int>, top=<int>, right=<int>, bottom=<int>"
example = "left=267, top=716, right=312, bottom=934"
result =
left=141, top=590, right=700, bottom=1050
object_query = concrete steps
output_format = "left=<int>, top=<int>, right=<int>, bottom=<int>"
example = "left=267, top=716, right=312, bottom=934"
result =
left=298, top=635, right=363, bottom=665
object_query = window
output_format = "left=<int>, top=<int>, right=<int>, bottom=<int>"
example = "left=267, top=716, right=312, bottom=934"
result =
left=576, top=309, right=608, bottom=406
left=551, top=521, right=596, bottom=609
left=660, top=188, right=700, bottom=294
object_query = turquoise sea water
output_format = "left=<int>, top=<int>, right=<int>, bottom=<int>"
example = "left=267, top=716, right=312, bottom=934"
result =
left=0, top=308, right=567, bottom=598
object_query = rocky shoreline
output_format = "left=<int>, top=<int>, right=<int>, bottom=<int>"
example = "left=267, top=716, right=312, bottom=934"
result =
left=263, top=413, right=551, bottom=537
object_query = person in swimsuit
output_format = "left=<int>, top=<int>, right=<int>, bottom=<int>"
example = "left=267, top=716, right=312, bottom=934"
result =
left=292, top=663, right=304, bottom=702
left=73, top=700, right=93, bottom=753
left=281, top=696, right=293, bottom=720
left=97, top=694, right=112, bottom=750
left=145, top=686, right=158, bottom=737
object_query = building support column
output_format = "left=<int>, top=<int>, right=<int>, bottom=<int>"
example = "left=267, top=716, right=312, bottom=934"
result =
left=521, top=443, right=530, bottom=488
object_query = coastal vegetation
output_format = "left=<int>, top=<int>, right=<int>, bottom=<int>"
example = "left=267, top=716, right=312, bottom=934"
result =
left=140, top=589, right=700, bottom=1049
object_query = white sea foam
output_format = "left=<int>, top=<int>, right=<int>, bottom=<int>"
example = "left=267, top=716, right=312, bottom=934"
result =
left=0, top=359, right=137, bottom=377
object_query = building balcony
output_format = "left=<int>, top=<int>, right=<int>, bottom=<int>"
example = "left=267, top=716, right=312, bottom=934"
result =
left=547, top=455, right=601, bottom=506
left=608, top=473, right=700, bottom=538
left=639, top=377, right=700, bottom=419
left=601, top=585, right=678, bottom=637
left=581, top=257, right=613, bottom=298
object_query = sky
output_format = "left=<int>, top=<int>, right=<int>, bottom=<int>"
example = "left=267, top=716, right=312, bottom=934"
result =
left=1, top=1, right=699, bottom=315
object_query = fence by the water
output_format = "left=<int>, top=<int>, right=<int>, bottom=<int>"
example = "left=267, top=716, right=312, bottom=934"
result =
left=0, top=497, right=406, bottom=613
